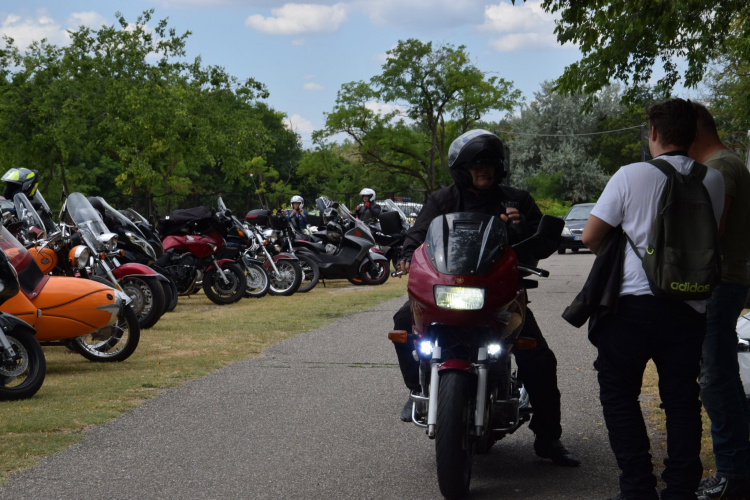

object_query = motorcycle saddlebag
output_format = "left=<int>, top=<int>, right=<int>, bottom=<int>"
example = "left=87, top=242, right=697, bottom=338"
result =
left=245, top=209, right=271, bottom=226
left=158, top=207, right=214, bottom=236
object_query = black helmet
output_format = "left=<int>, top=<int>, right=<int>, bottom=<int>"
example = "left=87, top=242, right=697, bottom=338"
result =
left=326, top=221, right=343, bottom=243
left=322, top=206, right=338, bottom=224
left=2, top=168, right=39, bottom=200
left=446, top=129, right=506, bottom=189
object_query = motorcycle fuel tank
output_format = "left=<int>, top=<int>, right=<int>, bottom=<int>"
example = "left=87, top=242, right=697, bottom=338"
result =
left=162, top=232, right=223, bottom=259
left=30, top=246, right=58, bottom=274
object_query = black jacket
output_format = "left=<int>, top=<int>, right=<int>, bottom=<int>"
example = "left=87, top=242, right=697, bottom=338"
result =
left=401, top=183, right=543, bottom=261
left=355, top=202, right=381, bottom=221
left=562, top=226, right=625, bottom=346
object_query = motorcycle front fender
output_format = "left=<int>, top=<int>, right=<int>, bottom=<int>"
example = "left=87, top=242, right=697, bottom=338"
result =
left=359, top=252, right=389, bottom=273
left=438, top=359, right=477, bottom=374
left=242, top=255, right=264, bottom=267
left=0, top=312, right=36, bottom=337
left=112, top=263, right=159, bottom=280
left=205, top=258, right=236, bottom=272
left=274, top=253, right=298, bottom=261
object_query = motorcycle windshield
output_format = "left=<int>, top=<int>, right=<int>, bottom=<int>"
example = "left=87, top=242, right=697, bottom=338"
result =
left=424, top=213, right=508, bottom=275
left=0, top=225, right=34, bottom=273
left=124, top=208, right=149, bottom=225
left=13, top=193, right=47, bottom=240
left=217, top=197, right=228, bottom=213
left=96, top=197, right=145, bottom=238
left=66, top=192, right=111, bottom=251
left=315, top=196, right=332, bottom=214
left=31, top=190, right=52, bottom=214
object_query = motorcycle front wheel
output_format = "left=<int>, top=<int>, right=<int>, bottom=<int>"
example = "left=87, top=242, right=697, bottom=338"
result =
left=120, top=276, right=166, bottom=329
left=436, top=370, right=474, bottom=500
left=296, top=254, right=320, bottom=293
left=359, top=260, right=389, bottom=286
left=244, top=262, right=270, bottom=298
left=268, top=259, right=302, bottom=296
left=161, top=276, right=179, bottom=312
left=71, top=305, right=141, bottom=362
left=0, top=330, right=46, bottom=401
left=203, top=263, right=247, bottom=305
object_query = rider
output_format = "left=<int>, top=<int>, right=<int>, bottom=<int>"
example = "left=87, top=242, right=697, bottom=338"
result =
left=355, top=188, right=381, bottom=221
left=393, top=129, right=580, bottom=467
left=1, top=168, right=56, bottom=233
left=288, top=195, right=308, bottom=231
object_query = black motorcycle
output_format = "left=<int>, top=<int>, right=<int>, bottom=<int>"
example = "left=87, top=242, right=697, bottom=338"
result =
left=365, top=199, right=408, bottom=271
left=293, top=197, right=390, bottom=286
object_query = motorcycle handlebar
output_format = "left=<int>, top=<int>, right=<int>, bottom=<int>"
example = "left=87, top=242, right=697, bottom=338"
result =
left=518, top=264, right=549, bottom=278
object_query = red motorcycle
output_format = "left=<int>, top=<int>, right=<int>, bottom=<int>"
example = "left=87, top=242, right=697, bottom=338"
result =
left=155, top=207, right=247, bottom=305
left=389, top=212, right=562, bottom=499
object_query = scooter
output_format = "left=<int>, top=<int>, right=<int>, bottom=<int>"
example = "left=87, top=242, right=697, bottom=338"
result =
left=0, top=246, right=46, bottom=400
left=390, top=213, right=563, bottom=499
left=0, top=225, right=139, bottom=362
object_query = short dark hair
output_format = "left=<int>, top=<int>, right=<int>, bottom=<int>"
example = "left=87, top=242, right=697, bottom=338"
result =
left=646, top=98, right=698, bottom=149
left=692, top=102, right=720, bottom=137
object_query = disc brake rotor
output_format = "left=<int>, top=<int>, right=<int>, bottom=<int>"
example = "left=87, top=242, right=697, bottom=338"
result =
left=215, top=271, right=238, bottom=294
left=0, top=338, right=28, bottom=378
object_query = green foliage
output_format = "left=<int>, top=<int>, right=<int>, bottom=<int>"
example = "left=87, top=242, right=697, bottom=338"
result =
left=527, top=0, right=750, bottom=105
left=535, top=198, right=572, bottom=217
left=316, top=39, right=521, bottom=191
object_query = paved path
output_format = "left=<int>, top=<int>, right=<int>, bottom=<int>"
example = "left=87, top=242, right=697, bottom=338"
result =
left=1, top=252, right=622, bottom=499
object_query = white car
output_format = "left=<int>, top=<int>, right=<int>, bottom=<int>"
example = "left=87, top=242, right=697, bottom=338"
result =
left=736, top=313, right=750, bottom=398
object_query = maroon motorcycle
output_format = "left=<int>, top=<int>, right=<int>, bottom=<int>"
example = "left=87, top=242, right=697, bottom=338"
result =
left=155, top=207, right=247, bottom=305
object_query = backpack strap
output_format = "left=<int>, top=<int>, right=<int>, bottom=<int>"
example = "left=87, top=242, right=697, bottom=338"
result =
left=647, top=158, right=676, bottom=177
left=623, top=231, right=642, bottom=260
left=648, top=158, right=708, bottom=181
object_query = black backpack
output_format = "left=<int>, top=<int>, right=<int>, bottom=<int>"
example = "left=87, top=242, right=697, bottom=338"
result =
left=625, top=158, right=721, bottom=300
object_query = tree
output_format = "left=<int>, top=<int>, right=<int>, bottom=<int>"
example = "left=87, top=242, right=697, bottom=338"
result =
left=528, top=0, right=750, bottom=104
left=316, top=39, right=521, bottom=192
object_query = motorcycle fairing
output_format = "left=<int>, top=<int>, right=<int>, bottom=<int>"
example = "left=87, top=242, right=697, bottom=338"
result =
left=0, top=312, right=35, bottom=337
left=425, top=213, right=507, bottom=276
left=438, top=359, right=477, bottom=374
left=162, top=232, right=223, bottom=259
left=111, top=262, right=160, bottom=279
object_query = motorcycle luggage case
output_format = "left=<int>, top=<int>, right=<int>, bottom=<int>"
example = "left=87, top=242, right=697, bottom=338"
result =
left=245, top=209, right=271, bottom=226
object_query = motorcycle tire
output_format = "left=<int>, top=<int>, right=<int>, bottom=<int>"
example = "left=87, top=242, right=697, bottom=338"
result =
left=0, top=329, right=46, bottom=401
left=436, top=370, right=474, bottom=500
left=296, top=254, right=320, bottom=293
left=71, top=305, right=141, bottom=362
left=203, top=263, right=247, bottom=305
left=161, top=276, right=179, bottom=312
left=244, top=263, right=270, bottom=298
left=268, top=259, right=302, bottom=296
left=347, top=276, right=365, bottom=286
left=120, top=276, right=166, bottom=330
left=359, top=260, right=389, bottom=286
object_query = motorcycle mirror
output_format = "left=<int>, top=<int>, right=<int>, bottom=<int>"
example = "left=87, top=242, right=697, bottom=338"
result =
left=511, top=215, right=565, bottom=261
left=331, top=202, right=339, bottom=209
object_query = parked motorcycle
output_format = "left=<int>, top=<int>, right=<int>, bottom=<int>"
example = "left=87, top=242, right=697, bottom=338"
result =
left=390, top=213, right=563, bottom=499
left=156, top=206, right=247, bottom=305
left=244, top=209, right=303, bottom=296
left=0, top=224, right=139, bottom=362
left=0, top=245, right=46, bottom=400
left=214, top=198, right=269, bottom=299
left=366, top=199, right=408, bottom=271
left=292, top=197, right=389, bottom=286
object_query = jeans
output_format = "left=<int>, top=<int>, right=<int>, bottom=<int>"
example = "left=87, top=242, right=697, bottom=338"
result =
left=596, top=295, right=705, bottom=500
left=700, top=282, right=750, bottom=479
left=392, top=300, right=563, bottom=442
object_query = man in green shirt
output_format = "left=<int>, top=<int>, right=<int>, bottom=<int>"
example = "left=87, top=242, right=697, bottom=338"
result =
left=689, top=103, right=750, bottom=499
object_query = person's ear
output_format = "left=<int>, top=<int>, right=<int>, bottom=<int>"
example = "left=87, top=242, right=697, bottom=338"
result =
left=649, top=125, right=658, bottom=143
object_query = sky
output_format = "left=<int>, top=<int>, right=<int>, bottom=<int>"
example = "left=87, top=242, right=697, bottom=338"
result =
left=0, top=1, right=588, bottom=144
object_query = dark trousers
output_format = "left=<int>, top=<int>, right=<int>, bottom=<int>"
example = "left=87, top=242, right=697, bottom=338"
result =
left=700, top=283, right=750, bottom=479
left=392, top=300, right=563, bottom=442
left=596, top=295, right=705, bottom=500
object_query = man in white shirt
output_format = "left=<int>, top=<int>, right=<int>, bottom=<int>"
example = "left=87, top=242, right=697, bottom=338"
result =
left=582, top=98, right=725, bottom=500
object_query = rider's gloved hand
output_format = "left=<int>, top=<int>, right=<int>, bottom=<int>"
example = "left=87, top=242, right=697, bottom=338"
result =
left=397, top=260, right=410, bottom=277
left=500, top=207, right=523, bottom=225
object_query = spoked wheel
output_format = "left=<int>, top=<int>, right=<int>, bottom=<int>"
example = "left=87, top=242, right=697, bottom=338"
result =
left=244, top=262, right=270, bottom=298
left=203, top=263, right=247, bottom=305
left=120, top=276, right=165, bottom=329
left=296, top=254, right=320, bottom=293
left=0, top=329, right=46, bottom=401
left=71, top=305, right=141, bottom=362
left=359, top=260, right=389, bottom=285
left=268, top=259, right=302, bottom=296
left=436, top=370, right=475, bottom=500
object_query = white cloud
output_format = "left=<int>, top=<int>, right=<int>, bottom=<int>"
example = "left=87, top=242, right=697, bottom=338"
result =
left=0, top=10, right=69, bottom=49
left=302, top=82, right=324, bottom=90
left=365, top=100, right=407, bottom=117
left=284, top=114, right=315, bottom=138
left=482, top=1, right=574, bottom=52
left=290, top=38, right=306, bottom=45
left=67, top=11, right=108, bottom=29
left=245, top=3, right=348, bottom=35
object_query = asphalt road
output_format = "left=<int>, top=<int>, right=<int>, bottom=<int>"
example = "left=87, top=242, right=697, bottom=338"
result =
left=1, top=251, right=625, bottom=499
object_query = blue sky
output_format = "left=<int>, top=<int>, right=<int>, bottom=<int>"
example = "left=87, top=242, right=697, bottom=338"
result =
left=2, top=1, right=587, bottom=144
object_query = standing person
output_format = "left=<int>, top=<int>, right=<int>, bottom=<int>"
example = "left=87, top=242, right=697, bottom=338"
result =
left=689, top=103, right=750, bottom=500
left=393, top=129, right=580, bottom=468
left=582, top=98, right=725, bottom=500
left=355, top=188, right=381, bottom=221
left=288, top=195, right=308, bottom=232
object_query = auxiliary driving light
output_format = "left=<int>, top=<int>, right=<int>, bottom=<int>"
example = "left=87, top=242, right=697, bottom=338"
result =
left=419, top=340, right=434, bottom=356
left=434, top=285, right=485, bottom=310
left=487, top=344, right=502, bottom=357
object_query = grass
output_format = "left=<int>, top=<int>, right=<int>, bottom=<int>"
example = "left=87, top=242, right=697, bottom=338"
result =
left=0, top=277, right=407, bottom=483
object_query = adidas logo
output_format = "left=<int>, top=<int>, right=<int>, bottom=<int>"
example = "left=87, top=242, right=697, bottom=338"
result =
left=670, top=282, right=711, bottom=293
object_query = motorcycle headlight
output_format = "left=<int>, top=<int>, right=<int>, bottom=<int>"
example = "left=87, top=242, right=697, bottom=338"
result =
left=434, top=286, right=485, bottom=310
left=126, top=232, right=156, bottom=261
left=562, top=227, right=572, bottom=236
left=69, top=245, right=92, bottom=269
left=263, top=228, right=276, bottom=243
left=96, top=232, right=118, bottom=251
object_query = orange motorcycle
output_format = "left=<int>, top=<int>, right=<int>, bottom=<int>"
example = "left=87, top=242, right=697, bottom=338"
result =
left=0, top=225, right=140, bottom=362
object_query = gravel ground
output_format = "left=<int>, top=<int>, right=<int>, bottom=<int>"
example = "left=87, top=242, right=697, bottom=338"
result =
left=0, top=251, right=622, bottom=499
